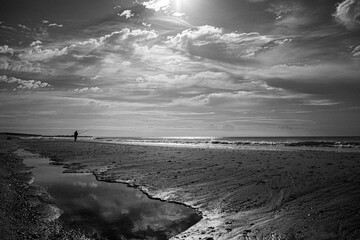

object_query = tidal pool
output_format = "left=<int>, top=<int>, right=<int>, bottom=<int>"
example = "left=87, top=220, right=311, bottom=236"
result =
left=18, top=149, right=201, bottom=240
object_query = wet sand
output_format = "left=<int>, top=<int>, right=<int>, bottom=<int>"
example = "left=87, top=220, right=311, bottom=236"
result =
left=6, top=137, right=360, bottom=239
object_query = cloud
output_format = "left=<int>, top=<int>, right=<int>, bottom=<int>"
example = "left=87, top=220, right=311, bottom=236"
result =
left=352, top=45, right=360, bottom=56
left=100, top=28, right=158, bottom=45
left=250, top=63, right=360, bottom=100
left=17, top=24, right=32, bottom=31
left=253, top=63, right=360, bottom=83
left=142, top=0, right=170, bottom=11
left=0, top=75, right=51, bottom=90
left=173, top=12, right=186, bottom=17
left=269, top=1, right=329, bottom=31
left=48, top=23, right=63, bottom=28
left=18, top=28, right=158, bottom=63
left=30, top=40, right=42, bottom=47
left=166, top=25, right=272, bottom=63
left=142, top=22, right=152, bottom=27
left=274, top=4, right=308, bottom=25
left=166, top=25, right=223, bottom=46
left=146, top=15, right=193, bottom=30
left=0, top=25, right=16, bottom=31
left=73, top=87, right=103, bottom=93
left=169, top=91, right=274, bottom=109
left=0, top=27, right=162, bottom=86
left=169, top=89, right=294, bottom=108
left=0, top=45, right=14, bottom=55
left=119, top=10, right=134, bottom=19
left=133, top=71, right=237, bottom=90
left=254, top=38, right=326, bottom=66
left=334, top=0, right=360, bottom=29
left=19, top=46, right=69, bottom=61
left=301, top=99, right=340, bottom=106
left=0, top=58, right=45, bottom=73
left=209, top=123, right=235, bottom=131
left=274, top=38, right=292, bottom=45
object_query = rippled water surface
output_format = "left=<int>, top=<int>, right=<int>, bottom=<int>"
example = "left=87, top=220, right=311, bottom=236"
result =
left=19, top=150, right=201, bottom=240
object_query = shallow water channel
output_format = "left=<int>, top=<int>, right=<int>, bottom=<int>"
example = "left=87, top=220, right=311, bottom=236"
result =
left=18, top=149, right=201, bottom=240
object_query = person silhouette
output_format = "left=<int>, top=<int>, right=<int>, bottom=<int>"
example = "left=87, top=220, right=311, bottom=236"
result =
left=74, top=130, right=78, bottom=142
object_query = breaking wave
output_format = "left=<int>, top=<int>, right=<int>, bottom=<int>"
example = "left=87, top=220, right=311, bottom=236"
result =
left=93, top=137, right=360, bottom=149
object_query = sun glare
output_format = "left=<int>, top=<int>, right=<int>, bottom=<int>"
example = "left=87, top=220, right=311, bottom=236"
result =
left=175, top=0, right=183, bottom=11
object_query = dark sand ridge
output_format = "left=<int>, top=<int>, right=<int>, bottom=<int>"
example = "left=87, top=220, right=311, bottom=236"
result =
left=15, top=138, right=360, bottom=240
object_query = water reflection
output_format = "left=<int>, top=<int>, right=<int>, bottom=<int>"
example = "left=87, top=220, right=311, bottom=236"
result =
left=21, top=151, right=201, bottom=240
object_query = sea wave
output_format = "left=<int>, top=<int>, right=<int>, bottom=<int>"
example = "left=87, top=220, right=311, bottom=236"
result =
left=284, top=141, right=360, bottom=148
left=212, top=140, right=360, bottom=148
left=17, top=134, right=360, bottom=149
left=93, top=137, right=360, bottom=149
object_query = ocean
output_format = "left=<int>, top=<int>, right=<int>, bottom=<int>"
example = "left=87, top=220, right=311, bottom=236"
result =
left=91, top=136, right=360, bottom=150
left=22, top=135, right=360, bottom=151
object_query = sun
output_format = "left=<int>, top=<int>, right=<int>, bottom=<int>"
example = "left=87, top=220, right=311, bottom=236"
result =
left=174, top=0, right=184, bottom=11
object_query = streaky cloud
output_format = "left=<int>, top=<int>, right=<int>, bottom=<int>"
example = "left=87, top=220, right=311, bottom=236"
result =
left=166, top=25, right=273, bottom=63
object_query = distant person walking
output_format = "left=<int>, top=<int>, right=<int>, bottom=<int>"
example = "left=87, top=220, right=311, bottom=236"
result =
left=74, top=130, right=78, bottom=142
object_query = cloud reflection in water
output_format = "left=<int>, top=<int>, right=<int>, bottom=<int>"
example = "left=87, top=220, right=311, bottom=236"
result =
left=30, top=159, right=200, bottom=239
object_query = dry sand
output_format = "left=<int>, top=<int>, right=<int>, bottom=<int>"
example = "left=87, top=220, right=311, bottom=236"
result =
left=10, top=138, right=360, bottom=239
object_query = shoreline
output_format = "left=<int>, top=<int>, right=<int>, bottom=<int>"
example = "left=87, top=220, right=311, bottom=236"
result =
left=17, top=148, right=202, bottom=239
left=96, top=176, right=204, bottom=220
left=13, top=134, right=360, bottom=153
left=48, top=145, right=206, bottom=239
left=14, top=135, right=360, bottom=156
left=4, top=137, right=360, bottom=239
left=91, top=165, right=206, bottom=237
left=0, top=137, right=94, bottom=240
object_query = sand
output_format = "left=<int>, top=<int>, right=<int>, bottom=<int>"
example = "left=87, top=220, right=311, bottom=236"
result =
left=4, top=137, right=360, bottom=239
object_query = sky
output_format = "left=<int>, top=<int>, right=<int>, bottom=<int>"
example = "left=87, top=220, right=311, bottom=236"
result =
left=1, top=0, right=360, bottom=137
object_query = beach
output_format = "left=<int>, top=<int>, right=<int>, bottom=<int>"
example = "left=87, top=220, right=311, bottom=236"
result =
left=1, top=135, right=360, bottom=239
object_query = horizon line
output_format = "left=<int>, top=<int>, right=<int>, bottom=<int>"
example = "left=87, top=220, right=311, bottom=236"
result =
left=2, top=132, right=360, bottom=138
